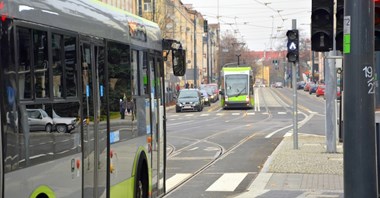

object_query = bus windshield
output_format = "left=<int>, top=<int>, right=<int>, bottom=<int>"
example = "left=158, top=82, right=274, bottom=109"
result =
left=225, top=74, right=248, bottom=97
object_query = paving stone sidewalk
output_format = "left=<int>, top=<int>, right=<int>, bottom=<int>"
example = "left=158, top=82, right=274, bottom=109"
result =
left=236, top=134, right=344, bottom=198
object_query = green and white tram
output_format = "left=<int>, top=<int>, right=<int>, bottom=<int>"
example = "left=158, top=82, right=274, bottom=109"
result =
left=220, top=65, right=254, bottom=109
left=0, top=0, right=185, bottom=197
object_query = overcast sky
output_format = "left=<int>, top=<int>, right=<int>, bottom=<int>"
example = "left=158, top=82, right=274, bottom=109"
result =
left=181, top=0, right=311, bottom=51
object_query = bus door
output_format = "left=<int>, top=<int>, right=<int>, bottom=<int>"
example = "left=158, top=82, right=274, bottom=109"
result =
left=148, top=54, right=165, bottom=195
left=80, top=39, right=107, bottom=198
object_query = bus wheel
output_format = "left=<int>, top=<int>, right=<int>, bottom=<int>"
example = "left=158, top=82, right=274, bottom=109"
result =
left=136, top=159, right=148, bottom=198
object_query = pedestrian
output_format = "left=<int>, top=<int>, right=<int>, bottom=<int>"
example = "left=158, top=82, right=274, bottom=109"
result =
left=120, top=98, right=126, bottom=119
left=190, top=83, right=194, bottom=88
left=176, top=84, right=180, bottom=94
left=126, top=97, right=133, bottom=115
left=185, top=82, right=189, bottom=89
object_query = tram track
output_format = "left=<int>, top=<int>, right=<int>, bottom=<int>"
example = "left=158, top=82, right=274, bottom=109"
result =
left=165, top=89, right=294, bottom=196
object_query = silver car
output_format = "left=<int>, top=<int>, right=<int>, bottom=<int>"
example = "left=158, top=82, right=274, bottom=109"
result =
left=27, top=109, right=77, bottom=133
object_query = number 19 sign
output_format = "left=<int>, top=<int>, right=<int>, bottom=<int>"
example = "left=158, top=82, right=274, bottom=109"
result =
left=363, top=65, right=375, bottom=94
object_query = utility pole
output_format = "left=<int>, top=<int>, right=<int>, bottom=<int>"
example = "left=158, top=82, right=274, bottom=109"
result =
left=194, top=17, right=197, bottom=88
left=343, top=0, right=377, bottom=197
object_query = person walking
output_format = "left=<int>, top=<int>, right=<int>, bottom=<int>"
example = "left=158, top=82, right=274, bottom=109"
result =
left=120, top=98, right=126, bottom=119
left=176, top=84, right=180, bottom=94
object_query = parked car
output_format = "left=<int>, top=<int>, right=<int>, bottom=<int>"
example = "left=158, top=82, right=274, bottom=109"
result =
left=297, top=81, right=306, bottom=89
left=175, top=89, right=203, bottom=112
left=315, top=84, right=325, bottom=97
left=304, top=81, right=315, bottom=92
left=309, top=83, right=318, bottom=95
left=206, top=83, right=219, bottom=101
left=274, top=82, right=283, bottom=88
left=27, top=109, right=77, bottom=133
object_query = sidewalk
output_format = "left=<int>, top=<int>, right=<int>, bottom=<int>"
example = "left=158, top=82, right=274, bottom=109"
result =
left=236, top=133, right=344, bottom=198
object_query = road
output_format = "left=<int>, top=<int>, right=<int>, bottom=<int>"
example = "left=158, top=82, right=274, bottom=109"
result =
left=164, top=87, right=328, bottom=198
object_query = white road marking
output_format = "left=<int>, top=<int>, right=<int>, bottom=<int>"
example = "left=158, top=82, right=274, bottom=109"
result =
left=200, top=114, right=209, bottom=116
left=247, top=112, right=255, bottom=115
left=206, top=173, right=248, bottom=191
left=232, top=113, right=240, bottom=116
left=166, top=174, right=192, bottom=191
left=216, top=113, right=224, bottom=116
left=278, top=112, right=287, bottom=115
left=189, top=147, right=199, bottom=151
left=185, top=114, right=194, bottom=117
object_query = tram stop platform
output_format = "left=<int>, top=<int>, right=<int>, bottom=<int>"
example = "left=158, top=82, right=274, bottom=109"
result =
left=236, top=133, right=344, bottom=198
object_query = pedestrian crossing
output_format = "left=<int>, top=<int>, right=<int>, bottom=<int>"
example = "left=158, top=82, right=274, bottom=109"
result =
left=167, top=111, right=289, bottom=120
left=166, top=172, right=255, bottom=192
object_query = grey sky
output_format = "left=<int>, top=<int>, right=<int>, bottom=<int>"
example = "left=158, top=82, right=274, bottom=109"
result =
left=181, top=0, right=311, bottom=51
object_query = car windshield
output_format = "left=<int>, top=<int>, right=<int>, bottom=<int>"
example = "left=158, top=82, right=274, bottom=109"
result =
left=179, top=90, right=198, bottom=98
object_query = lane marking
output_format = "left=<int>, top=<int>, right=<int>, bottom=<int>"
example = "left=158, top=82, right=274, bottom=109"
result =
left=200, top=114, right=209, bottom=117
left=166, top=174, right=192, bottom=191
left=185, top=114, right=194, bottom=117
left=189, top=147, right=199, bottom=151
left=232, top=113, right=240, bottom=116
left=206, top=173, right=248, bottom=192
left=278, top=112, right=287, bottom=115
left=216, top=113, right=224, bottom=116
left=247, top=112, right=255, bottom=115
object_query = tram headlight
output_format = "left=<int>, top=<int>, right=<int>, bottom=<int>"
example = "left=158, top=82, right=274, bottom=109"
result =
left=225, top=96, right=228, bottom=101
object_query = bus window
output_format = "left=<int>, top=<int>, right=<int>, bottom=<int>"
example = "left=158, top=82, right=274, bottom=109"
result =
left=132, top=50, right=139, bottom=95
left=33, top=30, right=50, bottom=99
left=64, top=36, right=78, bottom=97
left=17, top=28, right=32, bottom=99
left=52, top=33, right=78, bottom=98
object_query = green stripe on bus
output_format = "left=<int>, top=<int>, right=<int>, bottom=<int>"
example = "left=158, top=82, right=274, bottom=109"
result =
left=30, top=185, right=56, bottom=198
left=222, top=67, right=251, bottom=72
left=110, top=177, right=134, bottom=198
left=228, top=95, right=248, bottom=101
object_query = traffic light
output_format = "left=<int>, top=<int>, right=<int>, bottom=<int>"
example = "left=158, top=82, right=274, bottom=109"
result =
left=336, top=0, right=344, bottom=51
left=311, top=0, right=333, bottom=52
left=375, top=1, right=380, bottom=51
left=286, top=29, right=299, bottom=63
left=204, top=20, right=208, bottom=33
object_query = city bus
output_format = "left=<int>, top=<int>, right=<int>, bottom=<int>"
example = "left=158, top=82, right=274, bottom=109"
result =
left=0, top=0, right=185, bottom=197
left=220, top=65, right=254, bottom=109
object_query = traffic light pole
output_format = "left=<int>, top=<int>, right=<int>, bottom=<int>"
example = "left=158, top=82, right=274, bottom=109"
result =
left=344, top=0, right=377, bottom=197
left=292, top=19, right=298, bottom=149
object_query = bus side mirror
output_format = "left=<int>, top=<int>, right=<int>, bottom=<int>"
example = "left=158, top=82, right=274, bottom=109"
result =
left=172, top=49, right=186, bottom=76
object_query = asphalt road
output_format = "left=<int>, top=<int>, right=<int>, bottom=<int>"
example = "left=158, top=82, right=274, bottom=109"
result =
left=163, top=87, right=327, bottom=198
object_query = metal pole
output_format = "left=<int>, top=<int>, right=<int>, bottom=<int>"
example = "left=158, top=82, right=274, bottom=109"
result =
left=311, top=51, right=315, bottom=82
left=194, top=17, right=197, bottom=88
left=207, top=32, right=210, bottom=83
left=325, top=0, right=337, bottom=153
left=344, top=0, right=377, bottom=196
left=292, top=19, right=298, bottom=149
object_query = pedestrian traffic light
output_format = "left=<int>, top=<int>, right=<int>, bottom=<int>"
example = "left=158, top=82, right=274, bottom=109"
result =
left=336, top=0, right=344, bottom=51
left=311, top=0, right=333, bottom=52
left=286, top=29, right=299, bottom=63
left=375, top=0, right=380, bottom=51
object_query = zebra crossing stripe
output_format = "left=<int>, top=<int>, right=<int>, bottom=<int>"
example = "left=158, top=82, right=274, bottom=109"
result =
left=206, top=173, right=248, bottom=192
left=166, top=173, right=192, bottom=191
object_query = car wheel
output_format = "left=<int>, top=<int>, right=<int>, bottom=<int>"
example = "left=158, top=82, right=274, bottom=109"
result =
left=45, top=124, right=52, bottom=133
left=56, top=124, right=68, bottom=133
